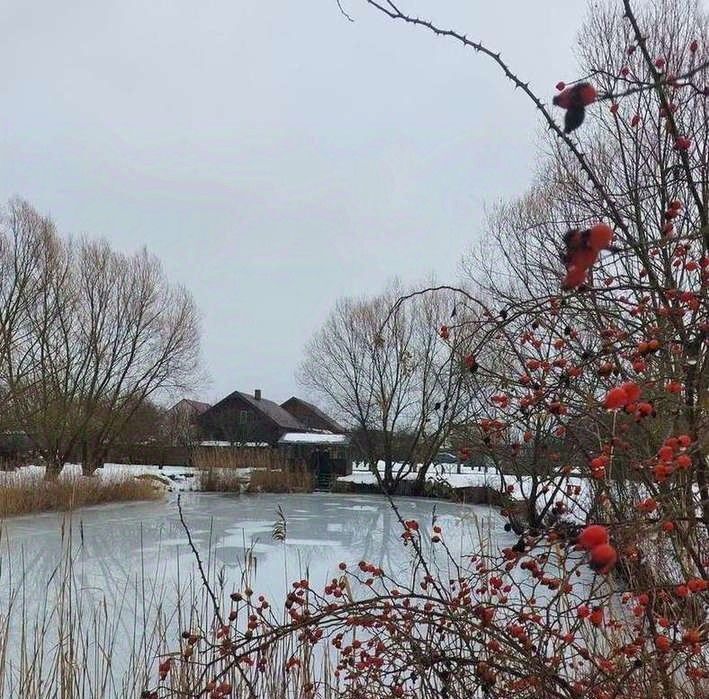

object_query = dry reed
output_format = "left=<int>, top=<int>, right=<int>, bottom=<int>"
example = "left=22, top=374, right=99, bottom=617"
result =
left=199, top=467, right=249, bottom=492
left=246, top=465, right=314, bottom=493
left=192, top=446, right=289, bottom=471
left=0, top=473, right=161, bottom=517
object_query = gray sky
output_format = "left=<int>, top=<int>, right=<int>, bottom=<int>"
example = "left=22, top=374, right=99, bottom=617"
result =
left=2, top=0, right=588, bottom=405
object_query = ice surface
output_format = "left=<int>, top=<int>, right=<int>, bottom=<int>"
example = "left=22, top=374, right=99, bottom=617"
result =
left=0, top=491, right=514, bottom=692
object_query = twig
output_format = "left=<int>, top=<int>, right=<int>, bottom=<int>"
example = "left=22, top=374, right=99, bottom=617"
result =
left=336, top=0, right=354, bottom=22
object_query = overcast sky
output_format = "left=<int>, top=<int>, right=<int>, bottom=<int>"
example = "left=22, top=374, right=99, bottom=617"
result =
left=2, top=0, right=589, bottom=405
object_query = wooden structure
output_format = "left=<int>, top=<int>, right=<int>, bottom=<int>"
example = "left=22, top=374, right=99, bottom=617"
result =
left=278, top=432, right=352, bottom=487
left=198, top=389, right=304, bottom=445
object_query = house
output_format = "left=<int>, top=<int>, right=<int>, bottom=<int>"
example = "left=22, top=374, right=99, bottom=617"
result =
left=280, top=396, right=345, bottom=433
left=165, top=398, right=212, bottom=446
left=198, top=389, right=352, bottom=483
left=198, top=389, right=305, bottom=446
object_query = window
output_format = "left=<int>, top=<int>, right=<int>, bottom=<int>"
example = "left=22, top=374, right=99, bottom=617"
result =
left=239, top=410, right=251, bottom=424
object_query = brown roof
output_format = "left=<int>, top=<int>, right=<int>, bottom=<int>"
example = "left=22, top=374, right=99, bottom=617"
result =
left=184, top=399, right=212, bottom=413
left=281, top=396, right=345, bottom=433
left=229, top=391, right=305, bottom=431
left=170, top=398, right=212, bottom=414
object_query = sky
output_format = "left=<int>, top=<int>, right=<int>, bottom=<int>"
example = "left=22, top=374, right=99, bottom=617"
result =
left=2, top=0, right=589, bottom=405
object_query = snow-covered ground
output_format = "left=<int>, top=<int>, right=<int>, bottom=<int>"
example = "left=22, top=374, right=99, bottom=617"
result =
left=344, top=460, right=503, bottom=488
left=1, top=462, right=201, bottom=491
left=341, top=461, right=593, bottom=522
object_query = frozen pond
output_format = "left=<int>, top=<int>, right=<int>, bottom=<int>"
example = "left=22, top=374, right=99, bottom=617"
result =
left=0, top=492, right=511, bottom=600
left=0, top=492, right=512, bottom=695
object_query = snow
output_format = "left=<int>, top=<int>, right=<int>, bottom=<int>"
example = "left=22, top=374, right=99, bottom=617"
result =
left=339, top=469, right=499, bottom=489
left=2, top=462, right=200, bottom=491
left=344, top=460, right=503, bottom=487
left=340, top=461, right=593, bottom=523
left=279, top=432, right=349, bottom=445
left=199, top=440, right=269, bottom=447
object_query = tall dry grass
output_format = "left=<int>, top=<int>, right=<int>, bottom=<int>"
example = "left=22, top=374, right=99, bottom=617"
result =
left=199, top=466, right=314, bottom=493
left=246, top=465, right=314, bottom=493
left=199, top=467, right=249, bottom=492
left=192, top=446, right=289, bottom=471
left=0, top=508, right=335, bottom=699
left=194, top=447, right=314, bottom=493
left=0, top=473, right=161, bottom=517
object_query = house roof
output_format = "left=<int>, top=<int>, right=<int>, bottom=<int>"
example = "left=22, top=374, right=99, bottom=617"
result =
left=199, top=440, right=269, bottom=448
left=279, top=432, right=350, bottom=446
left=184, top=399, right=212, bottom=413
left=228, top=391, right=305, bottom=431
left=170, top=398, right=212, bottom=414
left=281, top=396, right=345, bottom=433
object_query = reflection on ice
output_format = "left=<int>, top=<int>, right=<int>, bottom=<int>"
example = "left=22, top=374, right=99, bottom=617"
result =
left=0, top=492, right=510, bottom=697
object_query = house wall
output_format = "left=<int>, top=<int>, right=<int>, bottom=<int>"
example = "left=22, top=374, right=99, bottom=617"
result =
left=199, top=395, right=283, bottom=445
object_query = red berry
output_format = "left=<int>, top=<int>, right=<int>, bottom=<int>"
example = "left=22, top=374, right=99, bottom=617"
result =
left=675, top=454, right=692, bottom=470
left=577, top=525, right=609, bottom=550
left=687, top=578, right=708, bottom=593
left=588, top=223, right=614, bottom=252
left=621, top=382, right=641, bottom=403
left=589, top=608, right=604, bottom=626
left=578, top=84, right=598, bottom=106
left=655, top=635, right=671, bottom=652
left=604, top=386, right=629, bottom=410
left=589, top=544, right=618, bottom=573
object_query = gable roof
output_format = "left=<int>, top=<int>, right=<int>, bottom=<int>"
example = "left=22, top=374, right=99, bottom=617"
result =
left=170, top=398, right=212, bottom=414
left=183, top=399, right=212, bottom=413
left=281, top=396, right=345, bottom=433
left=227, top=391, right=305, bottom=431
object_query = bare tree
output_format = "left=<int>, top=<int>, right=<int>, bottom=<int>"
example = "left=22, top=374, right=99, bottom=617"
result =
left=453, top=0, right=709, bottom=530
left=0, top=199, right=201, bottom=477
left=299, top=282, right=476, bottom=493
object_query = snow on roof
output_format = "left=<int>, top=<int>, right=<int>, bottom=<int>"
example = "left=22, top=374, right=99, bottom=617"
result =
left=199, top=440, right=270, bottom=448
left=278, top=432, right=350, bottom=446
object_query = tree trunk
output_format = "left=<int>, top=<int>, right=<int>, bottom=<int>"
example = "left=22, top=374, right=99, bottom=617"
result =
left=82, top=447, right=105, bottom=476
left=44, top=457, right=64, bottom=480
left=82, top=458, right=103, bottom=477
left=412, top=467, right=428, bottom=496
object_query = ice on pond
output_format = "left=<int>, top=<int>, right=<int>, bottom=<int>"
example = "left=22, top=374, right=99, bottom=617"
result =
left=0, top=492, right=514, bottom=696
